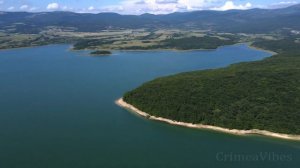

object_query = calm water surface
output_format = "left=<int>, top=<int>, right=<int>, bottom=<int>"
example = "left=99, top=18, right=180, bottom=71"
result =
left=0, top=44, right=299, bottom=168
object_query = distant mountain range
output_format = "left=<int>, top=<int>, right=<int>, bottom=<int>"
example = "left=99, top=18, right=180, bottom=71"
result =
left=0, top=4, right=300, bottom=34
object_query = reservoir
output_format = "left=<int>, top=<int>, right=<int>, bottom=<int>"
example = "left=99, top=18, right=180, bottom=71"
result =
left=0, top=44, right=299, bottom=168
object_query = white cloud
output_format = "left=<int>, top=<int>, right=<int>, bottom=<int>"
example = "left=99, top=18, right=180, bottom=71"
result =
left=212, top=1, right=252, bottom=11
left=269, top=1, right=298, bottom=8
left=276, top=1, right=298, bottom=5
left=20, top=5, right=29, bottom=10
left=100, top=0, right=219, bottom=14
left=1, top=0, right=256, bottom=14
left=88, top=6, right=95, bottom=11
left=60, top=5, right=75, bottom=11
left=29, top=7, right=37, bottom=11
left=156, top=0, right=178, bottom=4
left=7, top=6, right=15, bottom=10
left=47, top=3, right=59, bottom=10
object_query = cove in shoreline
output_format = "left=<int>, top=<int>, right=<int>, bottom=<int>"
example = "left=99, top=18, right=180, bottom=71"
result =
left=116, top=98, right=300, bottom=141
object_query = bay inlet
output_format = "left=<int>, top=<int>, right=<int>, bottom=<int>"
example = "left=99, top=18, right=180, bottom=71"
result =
left=0, top=44, right=299, bottom=168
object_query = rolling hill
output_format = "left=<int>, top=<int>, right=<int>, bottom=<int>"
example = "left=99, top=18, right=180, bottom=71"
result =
left=0, top=4, right=300, bottom=33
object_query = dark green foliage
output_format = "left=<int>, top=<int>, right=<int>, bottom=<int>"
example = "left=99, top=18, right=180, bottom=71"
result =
left=161, top=36, right=236, bottom=50
left=90, top=50, right=112, bottom=55
left=119, top=36, right=236, bottom=50
left=253, top=38, right=300, bottom=54
left=73, top=39, right=115, bottom=50
left=124, top=38, right=300, bottom=134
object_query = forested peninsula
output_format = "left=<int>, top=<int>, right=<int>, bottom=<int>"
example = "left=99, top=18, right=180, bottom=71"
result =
left=121, top=37, right=300, bottom=138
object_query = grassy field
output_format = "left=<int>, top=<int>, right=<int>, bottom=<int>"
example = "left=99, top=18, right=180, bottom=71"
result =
left=0, top=28, right=281, bottom=51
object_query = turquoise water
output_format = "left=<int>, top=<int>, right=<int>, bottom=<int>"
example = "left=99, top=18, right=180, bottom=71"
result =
left=0, top=44, right=299, bottom=168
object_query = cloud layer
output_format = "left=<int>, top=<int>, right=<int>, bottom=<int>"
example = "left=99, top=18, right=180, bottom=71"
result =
left=212, top=1, right=252, bottom=11
left=47, top=3, right=59, bottom=10
left=100, top=0, right=253, bottom=14
left=0, top=0, right=298, bottom=14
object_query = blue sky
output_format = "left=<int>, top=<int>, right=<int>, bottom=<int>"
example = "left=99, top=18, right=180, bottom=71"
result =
left=0, top=0, right=299, bottom=14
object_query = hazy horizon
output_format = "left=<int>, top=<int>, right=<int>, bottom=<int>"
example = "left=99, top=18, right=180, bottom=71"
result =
left=0, top=0, right=299, bottom=14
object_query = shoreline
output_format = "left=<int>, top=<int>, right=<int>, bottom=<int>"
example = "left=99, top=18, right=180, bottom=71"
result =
left=1, top=43, right=275, bottom=57
left=247, top=43, right=278, bottom=55
left=116, top=98, right=300, bottom=141
left=70, top=46, right=227, bottom=53
left=0, top=44, right=73, bottom=52
left=72, top=43, right=252, bottom=53
left=1, top=42, right=254, bottom=53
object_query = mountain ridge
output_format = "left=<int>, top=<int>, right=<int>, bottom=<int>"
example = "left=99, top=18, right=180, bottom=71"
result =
left=0, top=4, right=300, bottom=33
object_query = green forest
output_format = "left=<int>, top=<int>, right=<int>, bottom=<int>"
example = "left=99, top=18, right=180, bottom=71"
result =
left=160, top=36, right=236, bottom=50
left=73, top=36, right=237, bottom=51
left=90, top=50, right=112, bottom=55
left=124, top=37, right=300, bottom=134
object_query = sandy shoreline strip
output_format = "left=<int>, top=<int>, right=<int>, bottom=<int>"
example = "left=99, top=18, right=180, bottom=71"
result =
left=248, top=44, right=278, bottom=55
left=116, top=98, right=300, bottom=141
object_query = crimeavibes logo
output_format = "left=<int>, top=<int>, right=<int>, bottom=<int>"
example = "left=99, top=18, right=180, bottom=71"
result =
left=216, top=152, right=293, bottom=162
